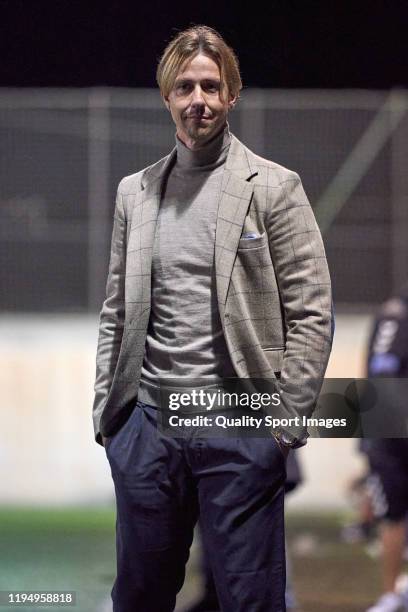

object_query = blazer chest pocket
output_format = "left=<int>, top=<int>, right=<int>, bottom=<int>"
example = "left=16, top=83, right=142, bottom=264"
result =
left=235, top=232, right=274, bottom=277
left=263, top=347, right=284, bottom=373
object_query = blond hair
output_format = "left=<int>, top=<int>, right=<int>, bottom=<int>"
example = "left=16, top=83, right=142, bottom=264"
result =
left=157, top=25, right=242, bottom=102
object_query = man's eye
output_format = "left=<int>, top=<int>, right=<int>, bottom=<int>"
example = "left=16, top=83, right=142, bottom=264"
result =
left=176, top=83, right=190, bottom=93
left=205, top=83, right=219, bottom=92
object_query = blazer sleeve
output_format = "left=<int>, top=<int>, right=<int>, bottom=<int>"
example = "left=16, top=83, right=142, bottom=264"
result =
left=265, top=172, right=334, bottom=440
left=92, top=186, right=127, bottom=445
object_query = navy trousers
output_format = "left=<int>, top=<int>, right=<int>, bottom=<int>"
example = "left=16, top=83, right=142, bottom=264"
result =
left=105, top=400, right=287, bottom=612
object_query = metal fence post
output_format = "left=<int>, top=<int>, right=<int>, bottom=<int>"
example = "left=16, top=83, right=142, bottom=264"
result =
left=87, top=88, right=111, bottom=312
left=390, top=89, right=408, bottom=295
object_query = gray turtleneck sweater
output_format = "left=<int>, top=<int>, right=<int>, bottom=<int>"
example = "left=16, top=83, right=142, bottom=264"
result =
left=138, top=124, right=236, bottom=407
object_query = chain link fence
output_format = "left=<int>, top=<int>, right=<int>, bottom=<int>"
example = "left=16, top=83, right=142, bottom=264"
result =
left=1, top=87, right=407, bottom=312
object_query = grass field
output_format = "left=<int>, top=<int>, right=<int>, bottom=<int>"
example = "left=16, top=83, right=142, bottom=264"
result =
left=0, top=507, right=386, bottom=612
left=0, top=507, right=116, bottom=612
left=287, top=513, right=382, bottom=612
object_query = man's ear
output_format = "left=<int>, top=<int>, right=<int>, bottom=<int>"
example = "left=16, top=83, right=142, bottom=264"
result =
left=228, top=94, right=237, bottom=110
left=163, top=95, right=170, bottom=111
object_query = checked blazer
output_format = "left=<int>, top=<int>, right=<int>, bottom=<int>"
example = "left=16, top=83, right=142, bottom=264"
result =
left=92, top=133, right=333, bottom=445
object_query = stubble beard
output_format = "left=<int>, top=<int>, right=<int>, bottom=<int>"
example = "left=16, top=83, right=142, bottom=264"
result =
left=186, top=124, right=209, bottom=145
left=184, top=116, right=224, bottom=148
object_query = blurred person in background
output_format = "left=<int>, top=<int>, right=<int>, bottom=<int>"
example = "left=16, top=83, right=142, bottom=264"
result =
left=92, top=25, right=333, bottom=612
left=340, top=439, right=378, bottom=546
left=365, top=284, right=408, bottom=612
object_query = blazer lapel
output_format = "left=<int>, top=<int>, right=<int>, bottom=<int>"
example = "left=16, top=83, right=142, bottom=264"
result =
left=126, top=148, right=176, bottom=318
left=215, top=135, right=258, bottom=310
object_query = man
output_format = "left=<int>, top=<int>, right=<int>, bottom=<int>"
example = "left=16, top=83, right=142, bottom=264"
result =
left=93, top=25, right=333, bottom=612
left=365, top=284, right=408, bottom=612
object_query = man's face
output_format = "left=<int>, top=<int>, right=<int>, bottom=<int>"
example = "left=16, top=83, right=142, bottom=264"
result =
left=164, top=53, right=235, bottom=150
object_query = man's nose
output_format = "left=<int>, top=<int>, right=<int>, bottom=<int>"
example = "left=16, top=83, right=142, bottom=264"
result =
left=190, top=85, right=205, bottom=109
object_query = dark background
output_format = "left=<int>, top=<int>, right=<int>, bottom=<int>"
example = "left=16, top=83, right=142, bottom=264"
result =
left=1, top=0, right=407, bottom=89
